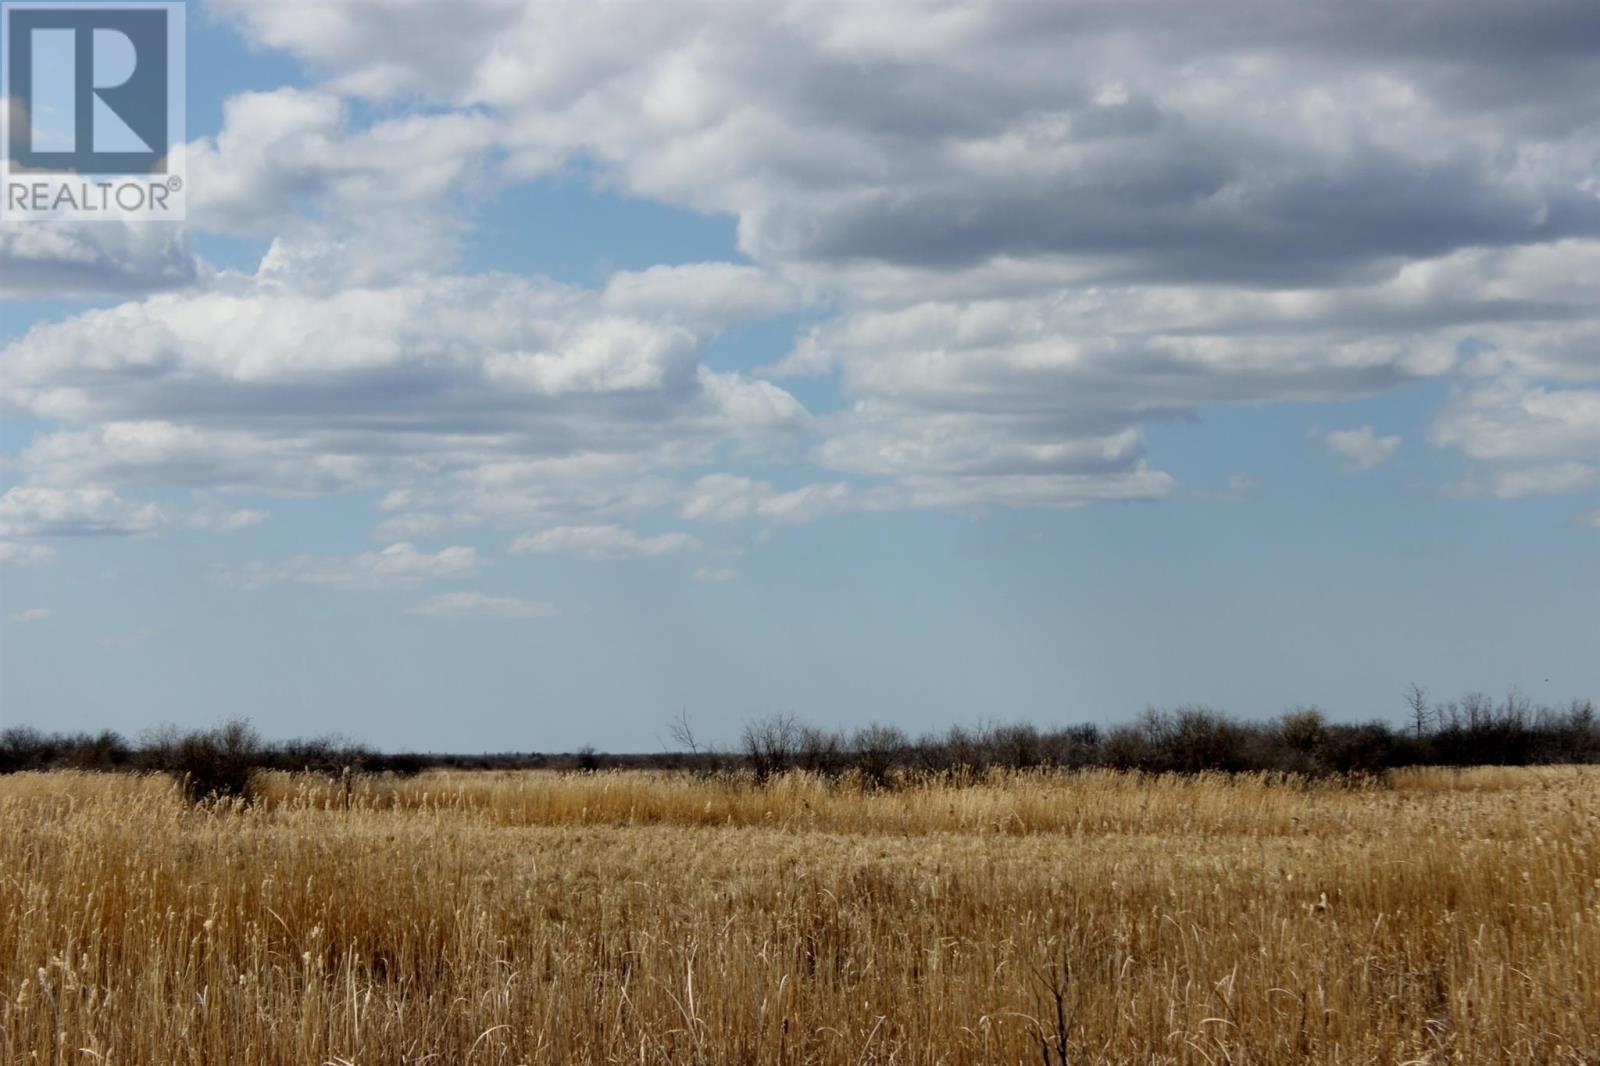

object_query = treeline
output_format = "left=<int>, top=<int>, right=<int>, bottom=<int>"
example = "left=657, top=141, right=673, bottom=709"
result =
left=0, top=721, right=674, bottom=788
left=0, top=721, right=427, bottom=799
left=718, top=691, right=1599, bottom=786
left=2, top=689, right=1596, bottom=799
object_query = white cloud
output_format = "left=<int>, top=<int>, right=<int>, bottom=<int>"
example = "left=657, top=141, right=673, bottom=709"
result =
left=0, top=486, right=165, bottom=538
left=1, top=271, right=810, bottom=513
left=1428, top=379, right=1600, bottom=496
left=188, top=89, right=494, bottom=233
left=510, top=524, right=699, bottom=560
left=756, top=482, right=854, bottom=523
left=679, top=474, right=853, bottom=524
left=1321, top=426, right=1403, bottom=472
left=601, top=263, right=802, bottom=330
left=227, top=542, right=478, bottom=590
left=891, top=469, right=1176, bottom=511
left=183, top=88, right=498, bottom=283
left=693, top=566, right=738, bottom=583
left=409, top=591, right=553, bottom=618
left=0, top=223, right=200, bottom=300
left=678, top=473, right=762, bottom=522
left=1431, top=382, right=1600, bottom=465
left=5, top=607, right=51, bottom=623
left=17, top=422, right=385, bottom=496
left=481, top=318, right=698, bottom=395
left=309, top=542, right=479, bottom=589
left=814, top=404, right=1176, bottom=509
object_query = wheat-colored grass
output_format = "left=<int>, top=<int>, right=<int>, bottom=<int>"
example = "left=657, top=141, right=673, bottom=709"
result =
left=3, top=766, right=1596, bottom=1064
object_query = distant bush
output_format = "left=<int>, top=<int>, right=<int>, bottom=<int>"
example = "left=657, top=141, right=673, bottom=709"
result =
left=149, top=718, right=266, bottom=803
left=742, top=712, right=802, bottom=783
left=1279, top=708, right=1326, bottom=755
left=73, top=730, right=132, bottom=771
left=1318, top=720, right=1398, bottom=775
left=1, top=727, right=131, bottom=773
left=850, top=722, right=908, bottom=789
left=0, top=727, right=50, bottom=773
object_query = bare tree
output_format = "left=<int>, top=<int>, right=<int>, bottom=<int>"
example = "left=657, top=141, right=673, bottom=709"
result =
left=1032, top=946, right=1084, bottom=1066
left=1404, top=682, right=1430, bottom=739
left=667, top=707, right=701, bottom=756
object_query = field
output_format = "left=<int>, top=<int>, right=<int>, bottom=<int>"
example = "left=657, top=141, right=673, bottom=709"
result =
left=3, top=766, right=1597, bottom=1064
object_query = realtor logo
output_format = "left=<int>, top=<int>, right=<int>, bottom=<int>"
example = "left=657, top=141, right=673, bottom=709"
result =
left=2, top=1, right=185, bottom=221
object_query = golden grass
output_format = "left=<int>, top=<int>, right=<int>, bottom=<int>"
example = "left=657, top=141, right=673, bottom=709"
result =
left=3, top=766, right=1597, bottom=1064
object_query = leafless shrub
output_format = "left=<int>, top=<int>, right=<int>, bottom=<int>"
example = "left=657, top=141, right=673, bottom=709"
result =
left=742, top=712, right=801, bottom=784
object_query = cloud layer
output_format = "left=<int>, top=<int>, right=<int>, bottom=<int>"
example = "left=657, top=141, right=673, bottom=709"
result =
left=206, top=0, right=1600, bottom=511
left=6, top=0, right=1599, bottom=579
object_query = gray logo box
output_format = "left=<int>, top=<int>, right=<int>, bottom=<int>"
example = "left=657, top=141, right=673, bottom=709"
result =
left=2, top=1, right=185, bottom=221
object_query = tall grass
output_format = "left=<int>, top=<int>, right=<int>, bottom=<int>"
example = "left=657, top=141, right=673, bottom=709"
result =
left=3, top=767, right=1596, bottom=1063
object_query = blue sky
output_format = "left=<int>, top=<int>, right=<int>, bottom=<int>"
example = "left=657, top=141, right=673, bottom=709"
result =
left=1, top=1, right=1597, bottom=751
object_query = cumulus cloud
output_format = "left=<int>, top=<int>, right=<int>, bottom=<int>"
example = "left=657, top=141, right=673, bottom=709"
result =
left=1320, top=426, right=1403, bottom=471
left=1426, top=377, right=1600, bottom=494
left=0, top=223, right=200, bottom=300
left=0, top=486, right=166, bottom=538
left=1430, top=381, right=1600, bottom=465
left=0, top=486, right=166, bottom=566
left=510, top=524, right=699, bottom=560
left=188, top=89, right=495, bottom=234
left=1, top=268, right=810, bottom=511
left=409, top=590, right=553, bottom=618
left=181, top=88, right=501, bottom=284
left=602, top=263, right=803, bottom=330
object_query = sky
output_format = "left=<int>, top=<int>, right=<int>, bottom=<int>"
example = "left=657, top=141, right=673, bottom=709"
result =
left=1, top=0, right=1597, bottom=752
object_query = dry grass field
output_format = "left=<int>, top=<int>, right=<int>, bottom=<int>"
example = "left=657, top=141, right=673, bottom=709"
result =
left=2, top=766, right=1597, bottom=1064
